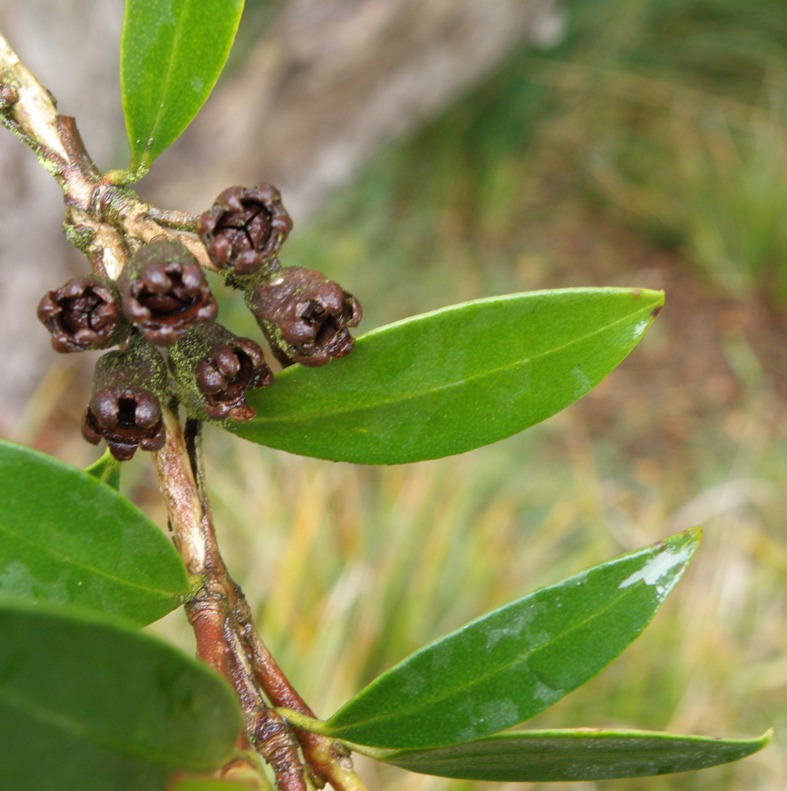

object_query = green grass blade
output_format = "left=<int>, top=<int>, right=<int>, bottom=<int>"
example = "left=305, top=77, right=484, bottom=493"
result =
left=121, top=0, right=244, bottom=170
left=0, top=439, right=189, bottom=626
left=325, top=529, right=700, bottom=749
left=381, top=728, right=772, bottom=781
left=0, top=603, right=241, bottom=791
left=229, top=287, right=664, bottom=464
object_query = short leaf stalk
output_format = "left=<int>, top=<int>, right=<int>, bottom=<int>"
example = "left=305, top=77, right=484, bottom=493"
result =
left=0, top=29, right=367, bottom=790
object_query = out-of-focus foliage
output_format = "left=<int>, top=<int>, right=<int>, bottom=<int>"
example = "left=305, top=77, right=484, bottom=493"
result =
left=196, top=3, right=786, bottom=790
left=285, top=0, right=787, bottom=309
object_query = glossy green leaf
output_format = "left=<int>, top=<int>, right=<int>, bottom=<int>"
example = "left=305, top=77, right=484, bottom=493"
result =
left=0, top=603, right=242, bottom=791
left=0, top=439, right=189, bottom=625
left=84, top=449, right=121, bottom=490
left=325, top=529, right=700, bottom=749
left=121, top=0, right=244, bottom=170
left=229, top=288, right=663, bottom=464
left=382, top=728, right=772, bottom=781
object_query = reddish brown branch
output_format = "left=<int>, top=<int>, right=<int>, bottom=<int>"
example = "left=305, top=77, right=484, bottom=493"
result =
left=154, top=411, right=310, bottom=791
left=172, top=418, right=369, bottom=791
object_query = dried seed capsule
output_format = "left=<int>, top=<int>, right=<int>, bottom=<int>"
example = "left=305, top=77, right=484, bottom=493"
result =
left=81, top=340, right=167, bottom=461
left=37, top=276, right=129, bottom=353
left=245, top=266, right=362, bottom=367
left=119, top=238, right=217, bottom=346
left=169, top=323, right=272, bottom=421
left=197, top=184, right=292, bottom=277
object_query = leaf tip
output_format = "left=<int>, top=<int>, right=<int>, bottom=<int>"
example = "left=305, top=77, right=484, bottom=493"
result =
left=676, top=525, right=702, bottom=550
left=757, top=727, right=774, bottom=749
left=679, top=528, right=703, bottom=567
left=628, top=287, right=665, bottom=305
left=618, top=529, right=700, bottom=599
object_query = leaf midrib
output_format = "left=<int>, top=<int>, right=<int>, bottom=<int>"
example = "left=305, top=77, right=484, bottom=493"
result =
left=141, top=0, right=194, bottom=157
left=0, top=520, right=182, bottom=603
left=251, top=306, right=653, bottom=426
left=330, top=554, right=677, bottom=738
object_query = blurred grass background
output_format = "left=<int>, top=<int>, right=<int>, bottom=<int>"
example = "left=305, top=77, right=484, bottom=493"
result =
left=20, top=0, right=787, bottom=789
left=194, top=1, right=787, bottom=788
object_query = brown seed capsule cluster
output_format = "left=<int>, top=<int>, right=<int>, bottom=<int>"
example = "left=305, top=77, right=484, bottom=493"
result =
left=196, top=184, right=362, bottom=368
left=37, top=184, right=361, bottom=460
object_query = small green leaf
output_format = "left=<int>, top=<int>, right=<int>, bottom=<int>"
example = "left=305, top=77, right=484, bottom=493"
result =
left=0, top=439, right=189, bottom=625
left=84, top=449, right=121, bottom=490
left=382, top=728, right=772, bottom=781
left=0, top=603, right=242, bottom=791
left=325, top=529, right=700, bottom=749
left=121, top=0, right=245, bottom=170
left=229, top=288, right=663, bottom=464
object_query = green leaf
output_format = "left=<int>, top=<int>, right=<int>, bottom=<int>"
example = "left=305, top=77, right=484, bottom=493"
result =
left=121, top=0, right=245, bottom=170
left=84, top=449, right=121, bottom=490
left=229, top=288, right=663, bottom=464
left=0, top=603, right=242, bottom=791
left=0, top=439, right=189, bottom=625
left=325, top=529, right=700, bottom=749
left=382, top=728, right=772, bottom=781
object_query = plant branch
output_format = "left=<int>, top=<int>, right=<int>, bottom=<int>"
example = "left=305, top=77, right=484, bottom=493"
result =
left=154, top=410, right=308, bottom=791
left=145, top=205, right=200, bottom=232
left=1, top=29, right=369, bottom=791
left=0, top=29, right=213, bottom=279
left=0, top=33, right=69, bottom=167
left=175, top=418, right=371, bottom=791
